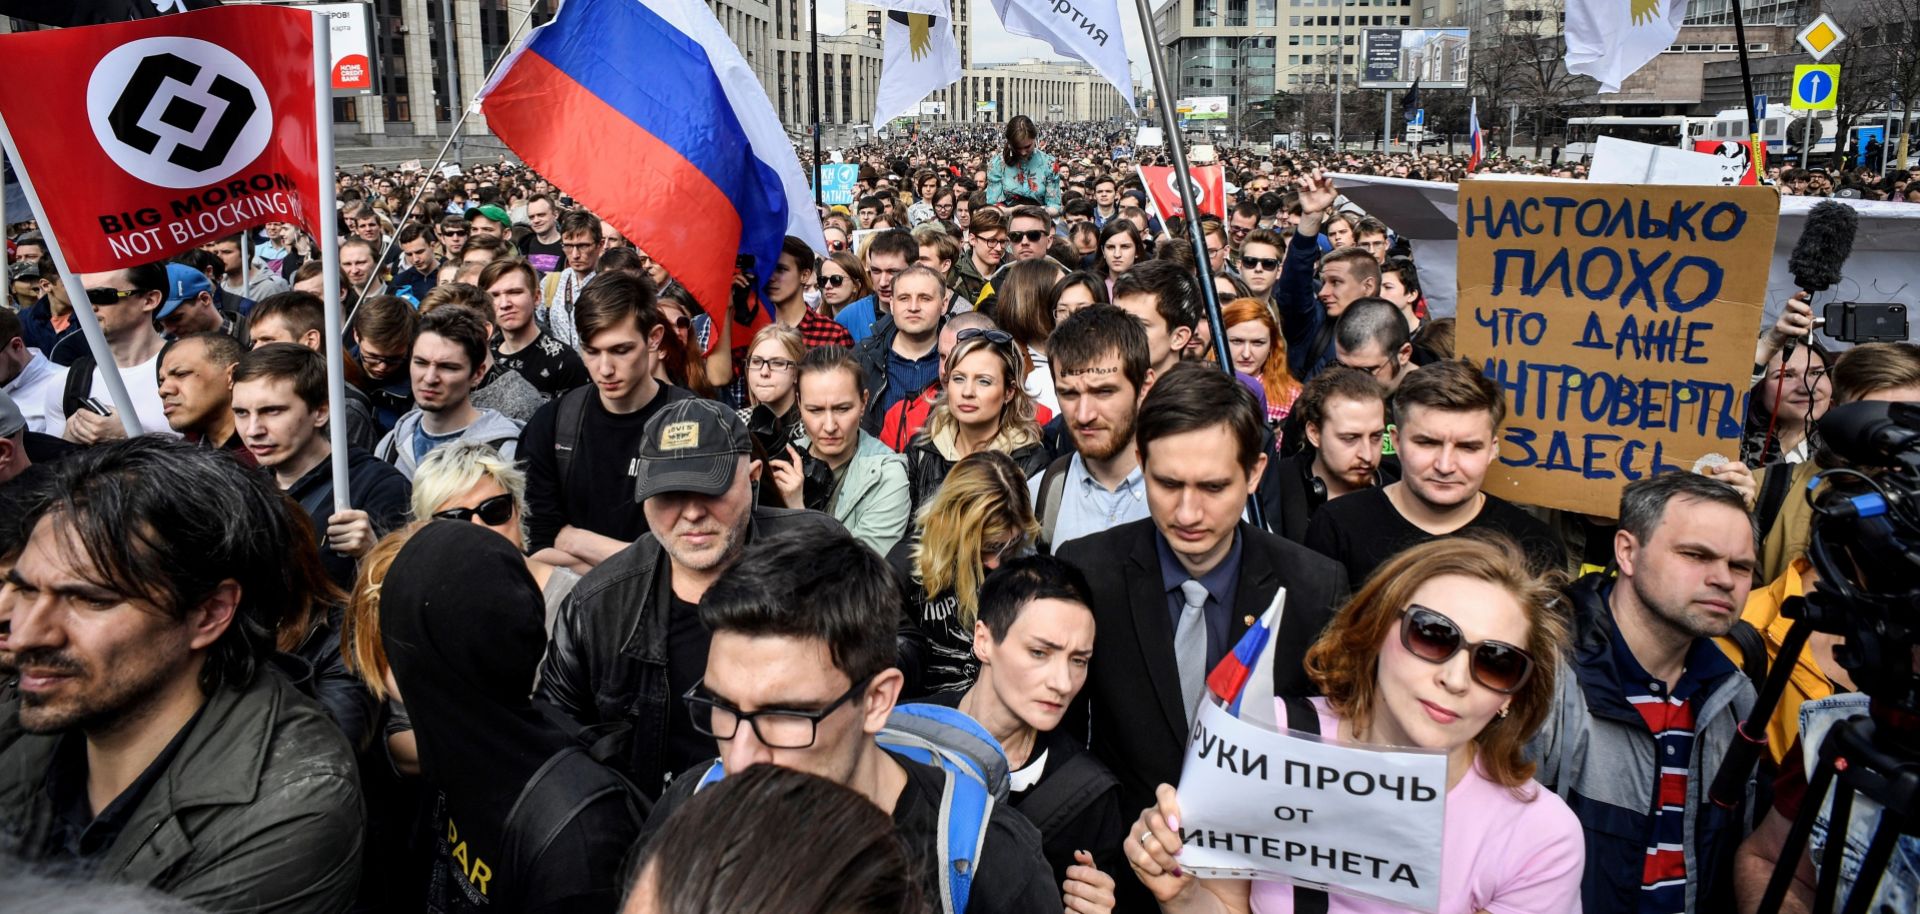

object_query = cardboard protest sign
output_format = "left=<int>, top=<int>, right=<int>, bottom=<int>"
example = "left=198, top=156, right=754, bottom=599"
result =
left=1456, top=180, right=1778, bottom=517
left=1176, top=700, right=1448, bottom=911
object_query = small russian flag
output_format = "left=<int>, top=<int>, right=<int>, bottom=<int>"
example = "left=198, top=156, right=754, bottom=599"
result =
left=1205, top=587, right=1288, bottom=732
left=480, top=0, right=826, bottom=350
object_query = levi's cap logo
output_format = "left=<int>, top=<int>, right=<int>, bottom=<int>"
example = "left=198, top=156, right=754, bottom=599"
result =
left=660, top=421, right=700, bottom=450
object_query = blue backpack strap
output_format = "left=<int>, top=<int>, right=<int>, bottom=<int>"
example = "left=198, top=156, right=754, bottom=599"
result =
left=694, top=759, right=725, bottom=792
left=936, top=767, right=993, bottom=914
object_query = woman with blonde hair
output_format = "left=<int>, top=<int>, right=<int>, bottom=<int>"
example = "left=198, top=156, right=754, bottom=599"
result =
left=408, top=439, right=582, bottom=609
left=737, top=323, right=808, bottom=450
left=1127, top=535, right=1585, bottom=914
left=890, top=450, right=1042, bottom=697
left=904, top=328, right=1049, bottom=510
left=1217, top=297, right=1303, bottom=437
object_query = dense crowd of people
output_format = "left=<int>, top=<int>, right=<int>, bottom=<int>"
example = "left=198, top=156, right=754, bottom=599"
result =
left=1, top=115, right=1917, bottom=914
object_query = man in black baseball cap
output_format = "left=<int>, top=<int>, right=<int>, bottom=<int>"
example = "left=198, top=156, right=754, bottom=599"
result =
left=537, top=398, right=846, bottom=798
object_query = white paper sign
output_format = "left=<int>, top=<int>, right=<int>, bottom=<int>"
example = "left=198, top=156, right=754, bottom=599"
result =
left=1175, top=699, right=1449, bottom=912
left=1589, top=136, right=1745, bottom=187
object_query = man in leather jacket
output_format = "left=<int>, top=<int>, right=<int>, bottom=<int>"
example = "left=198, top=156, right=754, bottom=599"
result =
left=535, top=399, right=849, bottom=799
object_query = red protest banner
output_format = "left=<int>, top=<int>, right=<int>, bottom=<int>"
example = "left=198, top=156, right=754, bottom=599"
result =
left=1140, top=164, right=1227, bottom=221
left=0, top=5, right=325, bottom=272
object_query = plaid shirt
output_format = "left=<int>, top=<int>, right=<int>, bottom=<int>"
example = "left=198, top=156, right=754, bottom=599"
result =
left=723, top=307, right=854, bottom=406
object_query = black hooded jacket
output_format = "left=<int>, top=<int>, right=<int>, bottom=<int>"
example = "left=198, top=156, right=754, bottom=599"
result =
left=382, top=522, right=642, bottom=913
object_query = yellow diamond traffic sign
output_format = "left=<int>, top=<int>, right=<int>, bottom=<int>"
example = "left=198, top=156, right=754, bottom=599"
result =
left=1796, top=13, right=1847, bottom=61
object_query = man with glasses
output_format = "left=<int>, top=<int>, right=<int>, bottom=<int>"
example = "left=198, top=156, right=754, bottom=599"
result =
left=1006, top=206, right=1053, bottom=263
left=540, top=211, right=603, bottom=351
left=45, top=263, right=174, bottom=443
left=1237, top=228, right=1285, bottom=307
left=1535, top=472, right=1760, bottom=913
left=1227, top=202, right=1261, bottom=269
left=1304, top=360, right=1563, bottom=585
left=537, top=399, right=841, bottom=798
left=951, top=208, right=1007, bottom=308
left=1353, top=216, right=1393, bottom=263
left=436, top=215, right=470, bottom=259
left=856, top=266, right=945, bottom=434
left=1332, top=298, right=1414, bottom=390
left=632, top=527, right=1058, bottom=913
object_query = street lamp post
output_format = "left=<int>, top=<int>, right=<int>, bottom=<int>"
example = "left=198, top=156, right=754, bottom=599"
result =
left=1333, top=0, right=1346, bottom=150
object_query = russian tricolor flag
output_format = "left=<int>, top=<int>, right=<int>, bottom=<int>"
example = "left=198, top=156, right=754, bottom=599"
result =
left=480, top=0, right=825, bottom=348
left=1467, top=98, right=1486, bottom=174
left=1205, top=587, right=1288, bottom=732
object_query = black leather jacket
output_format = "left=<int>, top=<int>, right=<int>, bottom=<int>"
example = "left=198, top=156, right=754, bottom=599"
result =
left=534, top=506, right=846, bottom=797
left=905, top=438, right=1051, bottom=514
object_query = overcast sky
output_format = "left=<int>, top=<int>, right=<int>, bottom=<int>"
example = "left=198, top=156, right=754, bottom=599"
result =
left=818, top=0, right=1157, bottom=83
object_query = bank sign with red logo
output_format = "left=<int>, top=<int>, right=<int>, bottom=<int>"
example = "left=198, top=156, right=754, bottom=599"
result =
left=0, top=5, right=324, bottom=272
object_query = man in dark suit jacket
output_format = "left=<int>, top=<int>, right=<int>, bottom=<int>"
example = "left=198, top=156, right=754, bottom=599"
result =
left=1058, top=364, right=1350, bottom=836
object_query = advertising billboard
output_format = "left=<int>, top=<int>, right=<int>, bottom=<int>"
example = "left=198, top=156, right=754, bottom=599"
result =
left=284, top=2, right=378, bottom=96
left=1176, top=96, right=1230, bottom=121
left=920, top=101, right=947, bottom=116
left=1361, top=28, right=1469, bottom=89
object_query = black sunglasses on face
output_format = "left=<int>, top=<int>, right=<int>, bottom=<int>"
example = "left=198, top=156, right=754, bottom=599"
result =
left=1010, top=230, right=1050, bottom=244
left=1241, top=256, right=1281, bottom=271
left=86, top=287, right=142, bottom=306
left=1399, top=606, right=1535, bottom=694
left=433, top=493, right=516, bottom=526
left=822, top=274, right=848, bottom=288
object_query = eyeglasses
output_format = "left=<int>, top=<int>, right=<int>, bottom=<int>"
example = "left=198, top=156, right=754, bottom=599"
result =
left=684, top=676, right=873, bottom=749
left=360, top=351, right=408, bottom=369
left=975, top=234, right=1008, bottom=247
left=86, top=287, right=142, bottom=306
left=828, top=240, right=848, bottom=252
left=750, top=356, right=797, bottom=372
left=442, top=230, right=468, bottom=238
left=1241, top=256, right=1281, bottom=271
left=822, top=274, right=848, bottom=288
left=561, top=242, right=599, bottom=252
left=1399, top=606, right=1535, bottom=694
left=671, top=316, right=692, bottom=330
left=432, top=493, right=516, bottom=526
left=1009, top=230, right=1050, bottom=244
left=1338, top=358, right=1393, bottom=379
left=1230, top=225, right=1253, bottom=237
left=955, top=327, right=1014, bottom=347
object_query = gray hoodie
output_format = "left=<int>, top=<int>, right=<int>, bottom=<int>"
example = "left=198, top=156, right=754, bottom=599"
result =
left=376, top=406, right=524, bottom=479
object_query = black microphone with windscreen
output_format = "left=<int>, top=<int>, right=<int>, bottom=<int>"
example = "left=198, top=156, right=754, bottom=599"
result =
left=1779, top=200, right=1859, bottom=364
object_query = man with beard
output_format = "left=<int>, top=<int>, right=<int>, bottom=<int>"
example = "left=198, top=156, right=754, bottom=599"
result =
left=536, top=398, right=844, bottom=798
left=1304, top=360, right=1563, bottom=583
left=1266, top=367, right=1392, bottom=544
left=0, top=437, right=364, bottom=909
left=1029, top=305, right=1153, bottom=554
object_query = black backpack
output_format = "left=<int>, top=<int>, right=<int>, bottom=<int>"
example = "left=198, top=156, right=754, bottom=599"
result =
left=500, top=746, right=648, bottom=886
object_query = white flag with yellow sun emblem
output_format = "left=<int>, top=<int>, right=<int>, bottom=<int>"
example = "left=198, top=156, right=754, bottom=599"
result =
left=873, top=3, right=961, bottom=130
left=1564, top=0, right=1688, bottom=93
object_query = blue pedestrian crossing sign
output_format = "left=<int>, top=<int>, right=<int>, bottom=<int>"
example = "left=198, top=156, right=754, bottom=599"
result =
left=1792, top=64, right=1839, bottom=111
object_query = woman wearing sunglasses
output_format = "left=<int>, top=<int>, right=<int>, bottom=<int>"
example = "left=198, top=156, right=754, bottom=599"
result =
left=652, top=284, right=718, bottom=399
left=905, top=327, right=1050, bottom=511
left=892, top=450, right=1042, bottom=697
left=409, top=439, right=580, bottom=631
left=817, top=251, right=871, bottom=318
left=1127, top=536, right=1584, bottom=914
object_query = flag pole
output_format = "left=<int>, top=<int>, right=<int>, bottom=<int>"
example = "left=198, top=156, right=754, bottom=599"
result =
left=347, top=6, right=538, bottom=322
left=811, top=0, right=824, bottom=211
left=0, top=120, right=141, bottom=437
left=314, top=11, right=351, bottom=514
left=1728, top=0, right=1769, bottom=181
left=1137, top=3, right=1264, bottom=529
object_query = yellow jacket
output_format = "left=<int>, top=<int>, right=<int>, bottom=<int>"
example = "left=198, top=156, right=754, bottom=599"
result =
left=1714, top=558, right=1833, bottom=765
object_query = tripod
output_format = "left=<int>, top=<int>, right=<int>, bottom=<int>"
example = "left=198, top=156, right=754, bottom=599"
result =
left=1756, top=713, right=1920, bottom=914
